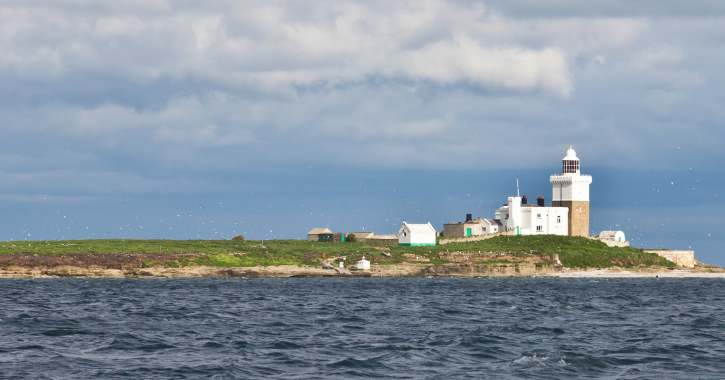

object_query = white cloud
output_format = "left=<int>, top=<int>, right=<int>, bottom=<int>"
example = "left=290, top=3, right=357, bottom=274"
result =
left=0, top=1, right=575, bottom=96
left=0, top=0, right=723, bottom=177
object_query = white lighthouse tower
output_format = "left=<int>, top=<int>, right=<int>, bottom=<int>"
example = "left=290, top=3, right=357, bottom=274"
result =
left=550, top=146, right=592, bottom=237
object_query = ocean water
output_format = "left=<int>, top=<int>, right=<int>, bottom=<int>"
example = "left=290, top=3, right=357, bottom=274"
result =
left=1, top=278, right=724, bottom=379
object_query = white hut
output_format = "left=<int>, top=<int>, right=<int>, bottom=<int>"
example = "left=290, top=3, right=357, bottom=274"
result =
left=356, top=256, right=371, bottom=270
left=398, top=221, right=436, bottom=246
left=599, top=231, right=626, bottom=242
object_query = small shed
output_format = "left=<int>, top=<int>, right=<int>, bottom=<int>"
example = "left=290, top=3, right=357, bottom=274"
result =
left=332, top=233, right=345, bottom=243
left=356, top=256, right=371, bottom=270
left=398, top=222, right=437, bottom=246
left=307, top=228, right=332, bottom=241
left=599, top=231, right=625, bottom=242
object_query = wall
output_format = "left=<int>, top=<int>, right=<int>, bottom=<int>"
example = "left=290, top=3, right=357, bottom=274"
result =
left=439, top=229, right=517, bottom=245
left=644, top=250, right=697, bottom=268
left=347, top=232, right=373, bottom=243
left=443, top=222, right=485, bottom=237
left=552, top=200, right=590, bottom=237
left=519, top=207, right=568, bottom=236
left=443, top=223, right=466, bottom=237
left=368, top=235, right=399, bottom=245
left=550, top=174, right=592, bottom=202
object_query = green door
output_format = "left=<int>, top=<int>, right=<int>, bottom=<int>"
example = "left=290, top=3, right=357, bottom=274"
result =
left=466, top=228, right=472, bottom=237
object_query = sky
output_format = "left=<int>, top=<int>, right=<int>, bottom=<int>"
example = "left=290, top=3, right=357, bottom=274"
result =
left=1, top=1, right=724, bottom=264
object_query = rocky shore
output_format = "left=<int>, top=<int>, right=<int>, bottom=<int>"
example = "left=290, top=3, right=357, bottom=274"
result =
left=2, top=259, right=724, bottom=279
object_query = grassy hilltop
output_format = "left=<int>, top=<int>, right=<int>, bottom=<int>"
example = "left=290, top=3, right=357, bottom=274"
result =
left=0, top=235, right=675, bottom=269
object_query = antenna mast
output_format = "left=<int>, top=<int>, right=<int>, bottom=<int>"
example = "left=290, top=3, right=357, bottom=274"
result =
left=517, top=179, right=520, bottom=197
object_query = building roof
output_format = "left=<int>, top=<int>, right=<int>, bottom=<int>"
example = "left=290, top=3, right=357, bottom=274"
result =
left=370, top=234, right=398, bottom=239
left=564, top=146, right=579, bottom=161
left=399, top=221, right=436, bottom=234
left=488, top=219, right=503, bottom=226
left=599, top=231, right=624, bottom=239
left=444, top=220, right=480, bottom=226
left=308, top=228, right=332, bottom=235
left=348, top=232, right=374, bottom=238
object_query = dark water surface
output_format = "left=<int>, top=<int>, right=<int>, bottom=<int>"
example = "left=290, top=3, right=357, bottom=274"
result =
left=2, top=278, right=725, bottom=379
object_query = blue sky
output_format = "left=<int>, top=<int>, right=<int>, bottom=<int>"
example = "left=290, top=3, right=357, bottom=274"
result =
left=1, top=1, right=724, bottom=264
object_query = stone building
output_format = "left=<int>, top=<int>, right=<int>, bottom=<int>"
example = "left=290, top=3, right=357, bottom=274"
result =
left=443, top=213, right=501, bottom=237
left=346, top=232, right=374, bottom=242
left=307, top=228, right=345, bottom=242
left=307, top=228, right=332, bottom=241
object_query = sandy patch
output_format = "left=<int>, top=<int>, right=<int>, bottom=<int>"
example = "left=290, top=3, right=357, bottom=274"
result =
left=545, top=267, right=725, bottom=278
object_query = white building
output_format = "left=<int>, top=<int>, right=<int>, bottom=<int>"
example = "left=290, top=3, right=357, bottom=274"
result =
left=398, top=222, right=437, bottom=246
left=599, top=230, right=625, bottom=242
left=481, top=219, right=502, bottom=234
left=495, top=196, right=569, bottom=236
left=356, top=256, right=371, bottom=270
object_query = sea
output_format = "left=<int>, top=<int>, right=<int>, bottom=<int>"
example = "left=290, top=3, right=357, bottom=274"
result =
left=1, top=277, right=724, bottom=379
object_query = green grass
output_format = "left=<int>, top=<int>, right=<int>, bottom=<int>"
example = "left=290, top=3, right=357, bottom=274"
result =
left=0, top=236, right=676, bottom=269
left=439, top=235, right=676, bottom=268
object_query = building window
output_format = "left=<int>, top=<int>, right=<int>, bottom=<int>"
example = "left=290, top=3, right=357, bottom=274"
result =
left=483, top=227, right=487, bottom=231
left=537, top=214, right=542, bottom=219
left=563, top=160, right=579, bottom=174
left=557, top=216, right=561, bottom=223
left=536, top=225, right=543, bottom=232
left=505, top=214, right=509, bottom=219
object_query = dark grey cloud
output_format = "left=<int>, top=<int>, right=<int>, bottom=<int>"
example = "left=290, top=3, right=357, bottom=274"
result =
left=477, top=0, right=725, bottom=19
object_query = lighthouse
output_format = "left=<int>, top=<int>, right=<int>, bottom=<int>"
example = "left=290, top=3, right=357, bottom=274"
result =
left=550, top=146, right=592, bottom=237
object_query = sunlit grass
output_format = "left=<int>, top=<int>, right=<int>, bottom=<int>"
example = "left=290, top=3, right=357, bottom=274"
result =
left=0, top=236, right=675, bottom=269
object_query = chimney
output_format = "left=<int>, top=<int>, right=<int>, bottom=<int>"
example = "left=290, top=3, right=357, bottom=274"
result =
left=465, top=213, right=473, bottom=222
left=537, top=195, right=545, bottom=207
left=522, top=195, right=528, bottom=204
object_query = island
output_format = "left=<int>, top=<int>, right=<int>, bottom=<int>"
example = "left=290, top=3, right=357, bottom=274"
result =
left=1, top=235, right=722, bottom=278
